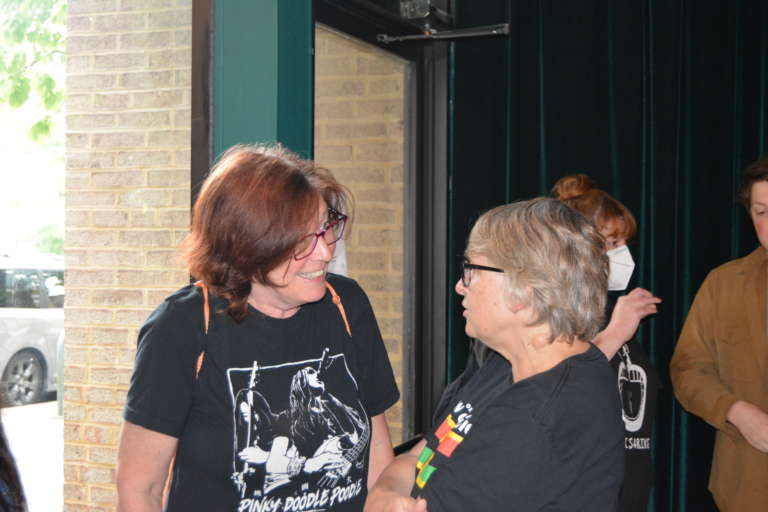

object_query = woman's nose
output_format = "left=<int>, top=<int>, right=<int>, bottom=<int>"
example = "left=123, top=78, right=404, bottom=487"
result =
left=312, top=236, right=334, bottom=261
left=455, top=278, right=466, bottom=296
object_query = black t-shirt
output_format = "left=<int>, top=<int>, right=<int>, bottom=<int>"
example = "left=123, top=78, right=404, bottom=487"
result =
left=411, top=344, right=624, bottom=512
left=124, top=274, right=400, bottom=512
left=605, top=291, right=661, bottom=512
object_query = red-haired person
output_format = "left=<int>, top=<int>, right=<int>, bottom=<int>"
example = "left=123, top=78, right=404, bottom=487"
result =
left=671, top=156, right=768, bottom=511
left=553, top=175, right=662, bottom=512
left=116, top=144, right=399, bottom=512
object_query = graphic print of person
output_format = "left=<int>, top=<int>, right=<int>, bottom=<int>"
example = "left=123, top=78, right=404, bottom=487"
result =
left=286, top=363, right=369, bottom=487
left=234, top=353, right=370, bottom=498
left=233, top=363, right=306, bottom=497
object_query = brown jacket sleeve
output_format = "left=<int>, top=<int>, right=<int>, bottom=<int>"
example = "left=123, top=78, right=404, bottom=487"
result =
left=670, top=269, right=740, bottom=436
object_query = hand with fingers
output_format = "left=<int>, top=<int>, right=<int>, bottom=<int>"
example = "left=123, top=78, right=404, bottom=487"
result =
left=727, top=401, right=768, bottom=453
left=595, top=287, right=662, bottom=359
left=608, top=287, right=662, bottom=340
left=364, top=492, right=428, bottom=512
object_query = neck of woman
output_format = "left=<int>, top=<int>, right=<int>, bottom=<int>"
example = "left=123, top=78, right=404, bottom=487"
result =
left=498, top=327, right=590, bottom=383
left=247, top=283, right=301, bottom=319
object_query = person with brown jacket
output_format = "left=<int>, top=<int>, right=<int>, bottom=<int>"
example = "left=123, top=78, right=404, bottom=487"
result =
left=671, top=155, right=768, bottom=511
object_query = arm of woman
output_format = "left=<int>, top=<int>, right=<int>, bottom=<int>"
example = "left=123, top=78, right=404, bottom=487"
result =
left=672, top=271, right=768, bottom=453
left=116, top=421, right=178, bottom=512
left=365, top=439, right=427, bottom=512
left=670, top=273, right=741, bottom=435
left=593, top=287, right=661, bottom=359
left=367, top=413, right=395, bottom=487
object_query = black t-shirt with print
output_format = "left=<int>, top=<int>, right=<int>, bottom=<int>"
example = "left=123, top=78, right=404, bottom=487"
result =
left=605, top=291, right=661, bottom=512
left=124, top=274, right=399, bottom=512
left=411, top=344, right=624, bottom=512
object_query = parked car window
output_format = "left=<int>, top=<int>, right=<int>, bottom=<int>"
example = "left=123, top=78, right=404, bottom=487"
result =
left=0, top=269, right=64, bottom=309
left=8, top=270, right=41, bottom=308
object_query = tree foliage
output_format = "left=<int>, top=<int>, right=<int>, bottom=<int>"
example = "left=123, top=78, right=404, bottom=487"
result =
left=35, top=223, right=63, bottom=255
left=0, top=0, right=66, bottom=141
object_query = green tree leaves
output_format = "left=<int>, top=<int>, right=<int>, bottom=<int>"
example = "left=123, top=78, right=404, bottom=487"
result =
left=37, top=73, right=62, bottom=109
left=0, top=0, right=65, bottom=142
left=35, top=223, right=63, bottom=255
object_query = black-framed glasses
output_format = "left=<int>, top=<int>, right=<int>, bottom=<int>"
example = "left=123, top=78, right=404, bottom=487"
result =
left=461, top=260, right=504, bottom=287
left=294, top=208, right=347, bottom=260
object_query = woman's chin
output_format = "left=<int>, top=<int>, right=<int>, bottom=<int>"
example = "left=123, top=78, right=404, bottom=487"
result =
left=305, top=283, right=329, bottom=304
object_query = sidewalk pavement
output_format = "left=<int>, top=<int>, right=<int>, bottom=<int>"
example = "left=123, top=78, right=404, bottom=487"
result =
left=2, top=400, right=63, bottom=511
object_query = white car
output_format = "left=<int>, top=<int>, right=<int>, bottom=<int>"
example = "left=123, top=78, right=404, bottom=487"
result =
left=0, top=253, right=63, bottom=406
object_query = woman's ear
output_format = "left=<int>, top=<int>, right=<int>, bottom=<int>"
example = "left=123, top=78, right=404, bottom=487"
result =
left=505, top=285, right=533, bottom=314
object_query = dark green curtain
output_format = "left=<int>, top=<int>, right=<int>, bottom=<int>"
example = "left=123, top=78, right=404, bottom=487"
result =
left=449, top=1, right=768, bottom=510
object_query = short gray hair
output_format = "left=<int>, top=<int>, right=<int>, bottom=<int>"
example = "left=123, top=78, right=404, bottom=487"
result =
left=466, top=197, right=608, bottom=343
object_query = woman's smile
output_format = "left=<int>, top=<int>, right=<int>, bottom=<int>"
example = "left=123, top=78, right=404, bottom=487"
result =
left=298, top=269, right=326, bottom=280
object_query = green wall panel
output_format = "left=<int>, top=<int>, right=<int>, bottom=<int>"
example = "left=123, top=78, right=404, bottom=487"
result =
left=213, top=0, right=313, bottom=160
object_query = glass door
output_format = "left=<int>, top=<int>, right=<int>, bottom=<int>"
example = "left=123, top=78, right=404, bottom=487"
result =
left=314, top=25, right=412, bottom=443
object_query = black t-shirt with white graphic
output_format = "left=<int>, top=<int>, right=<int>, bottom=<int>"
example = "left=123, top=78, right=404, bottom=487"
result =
left=412, top=344, right=624, bottom=512
left=124, top=274, right=399, bottom=512
left=605, top=291, right=661, bottom=512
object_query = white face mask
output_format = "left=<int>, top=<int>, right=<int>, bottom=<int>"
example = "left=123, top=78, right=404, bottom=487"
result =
left=606, top=245, right=635, bottom=291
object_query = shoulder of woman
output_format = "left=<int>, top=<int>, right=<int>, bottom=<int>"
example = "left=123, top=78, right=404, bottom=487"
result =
left=696, top=250, right=761, bottom=297
left=712, top=246, right=766, bottom=276
left=518, top=350, right=612, bottom=409
left=152, top=283, right=204, bottom=313
left=324, top=273, right=381, bottom=331
left=325, top=273, right=367, bottom=302
left=141, top=283, right=207, bottom=335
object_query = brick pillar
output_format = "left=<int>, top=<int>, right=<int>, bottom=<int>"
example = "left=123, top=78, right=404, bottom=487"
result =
left=64, top=0, right=192, bottom=508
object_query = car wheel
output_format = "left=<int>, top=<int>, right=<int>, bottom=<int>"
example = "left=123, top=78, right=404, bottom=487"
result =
left=2, top=350, right=45, bottom=406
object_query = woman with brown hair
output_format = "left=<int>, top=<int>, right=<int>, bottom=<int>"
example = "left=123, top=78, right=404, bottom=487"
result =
left=116, top=144, right=399, bottom=512
left=553, top=174, right=661, bottom=512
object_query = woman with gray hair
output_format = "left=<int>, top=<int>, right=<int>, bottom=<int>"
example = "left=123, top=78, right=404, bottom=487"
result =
left=365, top=197, right=624, bottom=512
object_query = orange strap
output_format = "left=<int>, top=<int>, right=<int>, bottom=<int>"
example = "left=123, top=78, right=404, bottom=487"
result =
left=325, top=281, right=352, bottom=337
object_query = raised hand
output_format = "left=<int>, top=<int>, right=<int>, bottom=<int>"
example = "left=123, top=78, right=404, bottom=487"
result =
left=594, top=287, right=661, bottom=359
left=608, top=288, right=661, bottom=340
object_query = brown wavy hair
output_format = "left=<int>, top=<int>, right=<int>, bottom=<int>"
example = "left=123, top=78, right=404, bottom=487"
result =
left=551, top=174, right=637, bottom=241
left=183, top=144, right=351, bottom=321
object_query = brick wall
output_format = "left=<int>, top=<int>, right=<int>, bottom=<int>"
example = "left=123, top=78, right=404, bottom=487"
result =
left=64, top=0, right=191, bottom=509
left=314, top=26, right=408, bottom=443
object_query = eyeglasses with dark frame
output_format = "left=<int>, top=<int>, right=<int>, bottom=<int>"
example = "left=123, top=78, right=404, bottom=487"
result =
left=294, top=208, right=348, bottom=260
left=461, top=260, right=504, bottom=287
